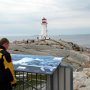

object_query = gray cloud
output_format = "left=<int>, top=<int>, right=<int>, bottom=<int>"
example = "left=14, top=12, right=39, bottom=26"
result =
left=0, top=0, right=90, bottom=35
left=56, top=0, right=90, bottom=11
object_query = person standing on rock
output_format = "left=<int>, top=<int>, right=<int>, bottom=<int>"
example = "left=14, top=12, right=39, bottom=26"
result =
left=0, top=38, right=17, bottom=90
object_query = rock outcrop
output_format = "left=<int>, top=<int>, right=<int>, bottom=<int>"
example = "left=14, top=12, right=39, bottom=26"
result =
left=73, top=68, right=90, bottom=90
left=10, top=38, right=90, bottom=70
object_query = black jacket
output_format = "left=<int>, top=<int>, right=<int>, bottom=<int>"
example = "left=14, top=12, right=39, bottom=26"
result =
left=0, top=45, right=16, bottom=85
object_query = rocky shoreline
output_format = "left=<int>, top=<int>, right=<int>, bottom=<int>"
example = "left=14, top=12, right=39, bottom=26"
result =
left=9, top=38, right=90, bottom=90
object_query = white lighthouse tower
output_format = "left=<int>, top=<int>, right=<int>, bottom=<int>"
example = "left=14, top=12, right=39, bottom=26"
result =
left=40, top=17, right=48, bottom=39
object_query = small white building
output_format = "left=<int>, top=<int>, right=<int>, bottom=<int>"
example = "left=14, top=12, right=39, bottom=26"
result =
left=39, top=17, right=49, bottom=39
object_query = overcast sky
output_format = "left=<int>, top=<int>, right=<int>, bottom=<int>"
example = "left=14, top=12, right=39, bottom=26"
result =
left=0, top=0, right=90, bottom=36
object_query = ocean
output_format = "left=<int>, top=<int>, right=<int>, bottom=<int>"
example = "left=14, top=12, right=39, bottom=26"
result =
left=51, top=34, right=90, bottom=48
left=0, top=34, right=90, bottom=48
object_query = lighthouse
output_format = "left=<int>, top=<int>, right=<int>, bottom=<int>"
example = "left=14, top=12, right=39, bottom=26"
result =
left=40, top=17, right=48, bottom=39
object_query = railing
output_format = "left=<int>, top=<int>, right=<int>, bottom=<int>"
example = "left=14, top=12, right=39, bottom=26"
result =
left=13, top=72, right=47, bottom=90
left=13, top=65, right=73, bottom=90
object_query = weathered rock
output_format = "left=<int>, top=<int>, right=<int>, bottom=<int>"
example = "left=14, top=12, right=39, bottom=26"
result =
left=73, top=68, right=90, bottom=90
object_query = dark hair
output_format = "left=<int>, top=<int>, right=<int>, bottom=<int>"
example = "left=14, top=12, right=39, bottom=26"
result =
left=0, top=38, right=9, bottom=45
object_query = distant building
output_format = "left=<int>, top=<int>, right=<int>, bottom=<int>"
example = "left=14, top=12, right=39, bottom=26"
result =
left=39, top=17, right=49, bottom=39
